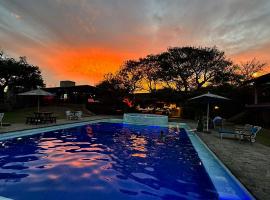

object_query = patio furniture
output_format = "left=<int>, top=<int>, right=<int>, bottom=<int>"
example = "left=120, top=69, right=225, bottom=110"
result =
left=219, top=124, right=261, bottom=143
left=75, top=111, right=82, bottom=120
left=218, top=129, right=241, bottom=140
left=26, top=112, right=56, bottom=125
left=66, top=111, right=82, bottom=120
left=0, top=113, right=4, bottom=127
left=66, top=110, right=73, bottom=120
left=188, top=92, right=230, bottom=132
left=26, top=116, right=37, bottom=124
left=18, top=88, right=54, bottom=112
left=213, top=116, right=223, bottom=129
left=239, top=126, right=262, bottom=143
left=218, top=124, right=252, bottom=140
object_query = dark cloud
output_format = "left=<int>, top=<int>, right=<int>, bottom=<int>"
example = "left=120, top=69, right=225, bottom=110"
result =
left=0, top=0, right=269, bottom=85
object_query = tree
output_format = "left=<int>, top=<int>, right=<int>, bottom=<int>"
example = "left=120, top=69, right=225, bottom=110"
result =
left=0, top=51, right=45, bottom=101
left=237, top=58, right=266, bottom=82
left=139, top=55, right=161, bottom=93
left=98, top=46, right=241, bottom=95
left=118, top=60, right=143, bottom=93
left=159, top=47, right=194, bottom=92
left=187, top=46, right=233, bottom=89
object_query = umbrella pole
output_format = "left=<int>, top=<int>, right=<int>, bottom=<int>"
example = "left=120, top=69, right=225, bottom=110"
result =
left=206, top=102, right=209, bottom=132
left=38, top=96, right=40, bottom=112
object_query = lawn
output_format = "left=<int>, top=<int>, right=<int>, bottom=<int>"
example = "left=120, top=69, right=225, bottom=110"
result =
left=2, top=105, right=92, bottom=124
left=256, top=128, right=270, bottom=147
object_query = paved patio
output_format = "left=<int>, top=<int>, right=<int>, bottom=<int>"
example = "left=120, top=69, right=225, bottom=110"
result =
left=185, top=120, right=270, bottom=200
left=0, top=115, right=116, bottom=134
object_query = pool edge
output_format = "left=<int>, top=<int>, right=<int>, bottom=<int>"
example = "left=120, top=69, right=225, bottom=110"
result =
left=0, top=119, right=255, bottom=200
left=183, top=124, right=255, bottom=200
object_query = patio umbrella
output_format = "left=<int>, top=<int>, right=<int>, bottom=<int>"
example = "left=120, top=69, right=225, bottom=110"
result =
left=188, top=92, right=230, bottom=132
left=18, top=88, right=54, bottom=112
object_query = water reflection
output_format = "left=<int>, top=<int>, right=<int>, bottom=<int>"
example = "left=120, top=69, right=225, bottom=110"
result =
left=0, top=122, right=218, bottom=200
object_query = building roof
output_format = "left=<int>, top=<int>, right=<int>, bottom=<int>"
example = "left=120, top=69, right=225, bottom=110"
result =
left=44, top=85, right=96, bottom=93
left=246, top=73, right=270, bottom=85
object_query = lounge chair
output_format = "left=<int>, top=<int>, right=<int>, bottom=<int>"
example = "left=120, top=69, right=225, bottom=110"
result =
left=218, top=124, right=253, bottom=140
left=0, top=113, right=4, bottom=127
left=239, top=126, right=262, bottom=143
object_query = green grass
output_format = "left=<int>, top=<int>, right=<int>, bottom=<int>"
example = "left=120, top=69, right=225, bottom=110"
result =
left=256, top=128, right=270, bottom=147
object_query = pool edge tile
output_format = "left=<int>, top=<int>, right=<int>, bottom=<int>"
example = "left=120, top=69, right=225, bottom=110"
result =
left=183, top=124, right=255, bottom=200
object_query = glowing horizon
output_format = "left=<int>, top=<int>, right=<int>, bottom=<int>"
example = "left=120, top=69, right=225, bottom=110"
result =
left=1, top=0, right=270, bottom=86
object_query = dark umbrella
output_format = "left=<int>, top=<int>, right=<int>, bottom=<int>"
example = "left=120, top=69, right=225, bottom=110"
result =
left=18, top=88, right=54, bottom=112
left=189, top=92, right=230, bottom=131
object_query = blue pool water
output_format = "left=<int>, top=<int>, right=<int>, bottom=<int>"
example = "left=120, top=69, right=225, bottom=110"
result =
left=0, top=122, right=252, bottom=200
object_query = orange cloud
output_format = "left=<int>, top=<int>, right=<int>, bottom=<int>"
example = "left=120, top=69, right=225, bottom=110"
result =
left=230, top=43, right=270, bottom=72
left=39, top=44, right=270, bottom=87
left=38, top=46, right=144, bottom=86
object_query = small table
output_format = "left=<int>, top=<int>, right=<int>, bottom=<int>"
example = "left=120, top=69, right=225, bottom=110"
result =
left=26, top=112, right=56, bottom=125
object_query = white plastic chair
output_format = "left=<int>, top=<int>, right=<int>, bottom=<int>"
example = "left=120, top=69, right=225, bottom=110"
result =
left=75, top=111, right=82, bottom=120
left=65, top=110, right=72, bottom=120
left=0, top=113, right=4, bottom=127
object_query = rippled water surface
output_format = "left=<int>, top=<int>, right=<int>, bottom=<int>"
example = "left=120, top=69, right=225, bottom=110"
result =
left=0, top=122, right=218, bottom=200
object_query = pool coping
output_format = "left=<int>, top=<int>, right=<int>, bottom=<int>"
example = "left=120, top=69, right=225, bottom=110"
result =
left=0, top=119, right=255, bottom=200
left=182, top=124, right=255, bottom=200
left=0, top=118, right=122, bottom=141
left=0, top=197, right=12, bottom=200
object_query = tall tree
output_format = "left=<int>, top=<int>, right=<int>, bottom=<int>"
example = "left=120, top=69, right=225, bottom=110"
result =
left=187, top=47, right=233, bottom=89
left=0, top=51, right=45, bottom=100
left=159, top=47, right=194, bottom=92
left=118, top=60, right=143, bottom=94
left=139, top=55, right=161, bottom=93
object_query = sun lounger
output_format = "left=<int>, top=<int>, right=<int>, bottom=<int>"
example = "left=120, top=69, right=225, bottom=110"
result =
left=218, top=124, right=253, bottom=140
left=219, top=129, right=241, bottom=140
left=239, top=126, right=262, bottom=143
left=219, top=124, right=262, bottom=143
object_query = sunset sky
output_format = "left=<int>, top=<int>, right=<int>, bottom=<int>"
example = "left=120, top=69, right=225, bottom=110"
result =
left=0, top=0, right=270, bottom=87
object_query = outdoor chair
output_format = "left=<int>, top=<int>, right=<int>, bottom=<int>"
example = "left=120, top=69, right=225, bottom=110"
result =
left=218, top=124, right=253, bottom=140
left=75, top=111, right=82, bottom=120
left=0, top=113, right=4, bottom=127
left=66, top=110, right=73, bottom=120
left=239, top=126, right=262, bottom=143
left=213, top=116, right=223, bottom=129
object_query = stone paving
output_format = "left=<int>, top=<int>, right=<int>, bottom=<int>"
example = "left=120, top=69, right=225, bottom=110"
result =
left=0, top=115, right=115, bottom=134
left=185, top=120, right=270, bottom=200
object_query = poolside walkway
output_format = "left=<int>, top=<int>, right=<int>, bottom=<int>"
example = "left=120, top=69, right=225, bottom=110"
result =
left=184, top=120, right=270, bottom=200
left=0, top=115, right=118, bottom=134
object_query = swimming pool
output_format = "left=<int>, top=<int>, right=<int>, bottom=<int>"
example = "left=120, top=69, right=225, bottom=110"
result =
left=0, top=121, right=254, bottom=200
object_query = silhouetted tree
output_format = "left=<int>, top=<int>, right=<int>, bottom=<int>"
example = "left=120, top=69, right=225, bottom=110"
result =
left=118, top=60, right=143, bottom=93
left=186, top=46, right=233, bottom=90
left=236, top=58, right=267, bottom=82
left=0, top=51, right=44, bottom=101
left=98, top=46, right=266, bottom=96
left=139, top=55, right=161, bottom=93
left=159, top=47, right=194, bottom=92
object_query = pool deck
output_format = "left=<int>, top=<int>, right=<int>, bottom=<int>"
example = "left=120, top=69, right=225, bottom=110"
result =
left=182, top=119, right=270, bottom=200
left=0, top=115, right=119, bottom=134
left=0, top=116, right=269, bottom=199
